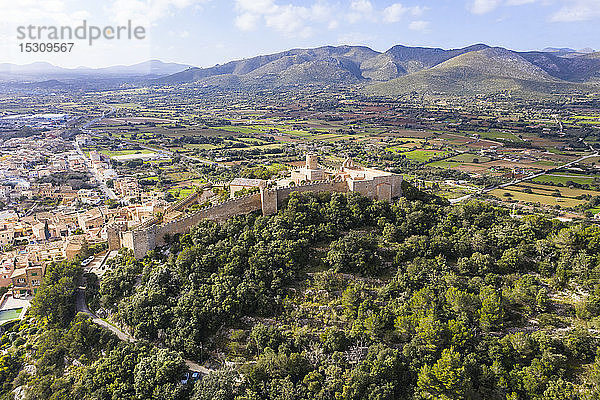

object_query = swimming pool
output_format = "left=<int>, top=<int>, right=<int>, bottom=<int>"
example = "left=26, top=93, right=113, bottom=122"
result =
left=0, top=308, right=23, bottom=324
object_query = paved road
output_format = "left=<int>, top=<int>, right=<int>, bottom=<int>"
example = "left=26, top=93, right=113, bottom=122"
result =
left=73, top=139, right=118, bottom=200
left=76, top=287, right=134, bottom=342
left=451, top=149, right=599, bottom=204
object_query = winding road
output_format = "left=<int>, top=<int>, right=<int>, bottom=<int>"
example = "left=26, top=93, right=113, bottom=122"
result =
left=75, top=253, right=212, bottom=375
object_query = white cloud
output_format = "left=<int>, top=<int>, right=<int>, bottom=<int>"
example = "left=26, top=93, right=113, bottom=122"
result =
left=469, top=0, right=502, bottom=14
left=235, top=0, right=275, bottom=14
left=408, top=20, right=430, bottom=31
left=106, top=0, right=211, bottom=25
left=169, top=29, right=190, bottom=38
left=264, top=5, right=313, bottom=37
left=468, top=0, right=541, bottom=14
left=0, top=0, right=89, bottom=25
left=550, top=0, right=600, bottom=21
left=232, top=0, right=429, bottom=36
left=506, top=0, right=537, bottom=4
left=328, top=19, right=339, bottom=29
left=347, top=0, right=375, bottom=23
left=383, top=3, right=427, bottom=23
left=235, top=12, right=260, bottom=31
left=233, top=0, right=335, bottom=37
left=410, top=6, right=428, bottom=16
left=351, top=0, right=373, bottom=14
left=383, top=3, right=408, bottom=22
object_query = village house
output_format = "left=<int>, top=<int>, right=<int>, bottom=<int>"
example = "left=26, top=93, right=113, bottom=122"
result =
left=11, top=265, right=44, bottom=297
left=114, top=176, right=140, bottom=198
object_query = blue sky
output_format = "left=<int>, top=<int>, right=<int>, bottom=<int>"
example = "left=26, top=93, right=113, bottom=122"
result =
left=1, top=0, right=598, bottom=68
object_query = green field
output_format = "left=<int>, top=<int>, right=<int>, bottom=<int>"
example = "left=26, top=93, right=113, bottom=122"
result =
left=490, top=188, right=586, bottom=207
left=515, top=182, right=600, bottom=198
left=532, top=174, right=598, bottom=186
left=100, top=149, right=153, bottom=157
left=477, top=130, right=524, bottom=143
left=404, top=150, right=450, bottom=162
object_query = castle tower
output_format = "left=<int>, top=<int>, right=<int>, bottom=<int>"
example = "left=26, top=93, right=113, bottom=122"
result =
left=306, top=154, right=318, bottom=170
left=261, top=187, right=278, bottom=216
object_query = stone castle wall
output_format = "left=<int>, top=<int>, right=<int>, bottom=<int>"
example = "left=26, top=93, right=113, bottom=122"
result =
left=347, top=175, right=403, bottom=202
left=154, top=192, right=262, bottom=248
left=123, top=178, right=400, bottom=259
left=261, top=180, right=349, bottom=215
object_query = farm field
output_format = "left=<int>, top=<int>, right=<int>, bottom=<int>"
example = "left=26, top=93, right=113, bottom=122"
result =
left=531, top=174, right=600, bottom=186
left=403, top=149, right=451, bottom=162
left=489, top=187, right=587, bottom=207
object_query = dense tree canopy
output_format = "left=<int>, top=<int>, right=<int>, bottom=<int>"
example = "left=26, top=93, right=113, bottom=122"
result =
left=3, top=191, right=600, bottom=399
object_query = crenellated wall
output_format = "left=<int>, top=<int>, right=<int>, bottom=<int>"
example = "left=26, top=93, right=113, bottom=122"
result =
left=122, top=176, right=401, bottom=259
left=154, top=192, right=262, bottom=248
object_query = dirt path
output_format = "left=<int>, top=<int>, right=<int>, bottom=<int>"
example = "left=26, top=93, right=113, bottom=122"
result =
left=76, top=280, right=213, bottom=375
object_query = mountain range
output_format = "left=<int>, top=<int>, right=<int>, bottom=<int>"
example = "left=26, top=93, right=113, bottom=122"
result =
left=0, top=60, right=192, bottom=81
left=3, top=44, right=600, bottom=97
left=156, top=44, right=600, bottom=97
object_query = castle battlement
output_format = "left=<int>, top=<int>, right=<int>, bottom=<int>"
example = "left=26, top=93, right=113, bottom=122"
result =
left=117, top=155, right=403, bottom=259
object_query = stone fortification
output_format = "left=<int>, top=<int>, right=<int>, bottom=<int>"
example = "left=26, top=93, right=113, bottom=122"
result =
left=113, top=168, right=402, bottom=259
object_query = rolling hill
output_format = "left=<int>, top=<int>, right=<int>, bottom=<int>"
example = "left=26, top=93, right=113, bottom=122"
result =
left=157, top=45, right=379, bottom=86
left=367, top=47, right=599, bottom=97
left=155, top=43, right=600, bottom=97
left=4, top=43, right=599, bottom=97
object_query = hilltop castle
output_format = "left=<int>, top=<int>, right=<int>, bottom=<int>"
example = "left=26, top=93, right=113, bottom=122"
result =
left=109, top=155, right=402, bottom=259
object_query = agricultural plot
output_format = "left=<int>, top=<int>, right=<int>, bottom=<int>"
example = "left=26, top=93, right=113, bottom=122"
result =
left=489, top=188, right=587, bottom=207
left=515, top=182, right=600, bottom=199
left=100, top=149, right=153, bottom=158
left=403, top=150, right=451, bottom=162
left=532, top=174, right=599, bottom=186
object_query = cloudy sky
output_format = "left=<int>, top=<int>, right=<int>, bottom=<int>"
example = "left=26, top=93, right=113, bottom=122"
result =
left=1, top=0, right=598, bottom=68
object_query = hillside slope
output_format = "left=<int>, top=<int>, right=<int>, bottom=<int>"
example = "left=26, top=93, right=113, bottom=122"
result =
left=154, top=43, right=600, bottom=96
left=366, top=47, right=597, bottom=96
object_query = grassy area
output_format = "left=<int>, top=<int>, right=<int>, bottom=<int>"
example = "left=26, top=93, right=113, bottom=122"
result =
left=446, top=153, right=491, bottom=163
left=404, top=150, right=450, bottom=162
left=477, top=130, right=524, bottom=142
left=580, top=156, right=600, bottom=165
left=532, top=160, right=558, bottom=167
left=167, top=187, right=195, bottom=200
left=490, top=188, right=586, bottom=207
left=532, top=174, right=598, bottom=186
left=515, top=182, right=600, bottom=199
left=100, top=149, right=153, bottom=157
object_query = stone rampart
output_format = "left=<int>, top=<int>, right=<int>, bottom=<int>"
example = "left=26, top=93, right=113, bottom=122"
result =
left=123, top=176, right=400, bottom=259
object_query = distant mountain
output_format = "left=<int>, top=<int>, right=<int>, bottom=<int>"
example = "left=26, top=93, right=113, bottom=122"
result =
left=4, top=44, right=600, bottom=97
left=519, top=51, right=600, bottom=82
left=542, top=47, right=578, bottom=54
left=0, top=60, right=192, bottom=81
left=361, top=43, right=490, bottom=80
left=154, top=44, right=600, bottom=97
left=80, top=60, right=193, bottom=76
left=156, top=44, right=497, bottom=86
left=157, top=46, right=379, bottom=86
left=367, top=47, right=598, bottom=97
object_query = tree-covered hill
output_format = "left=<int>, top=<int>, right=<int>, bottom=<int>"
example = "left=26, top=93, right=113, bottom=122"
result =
left=3, top=190, right=600, bottom=399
